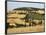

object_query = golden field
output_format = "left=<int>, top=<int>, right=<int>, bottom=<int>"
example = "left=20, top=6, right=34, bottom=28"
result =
left=7, top=8, right=45, bottom=33
left=7, top=24, right=44, bottom=33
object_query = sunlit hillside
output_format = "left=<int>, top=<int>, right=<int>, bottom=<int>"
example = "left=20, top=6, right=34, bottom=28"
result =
left=7, top=7, right=45, bottom=33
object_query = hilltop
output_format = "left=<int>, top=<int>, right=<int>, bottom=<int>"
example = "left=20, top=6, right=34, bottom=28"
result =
left=7, top=7, right=45, bottom=20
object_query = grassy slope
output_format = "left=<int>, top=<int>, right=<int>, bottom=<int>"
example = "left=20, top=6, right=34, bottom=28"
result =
left=27, top=12, right=45, bottom=20
left=7, top=25, right=44, bottom=33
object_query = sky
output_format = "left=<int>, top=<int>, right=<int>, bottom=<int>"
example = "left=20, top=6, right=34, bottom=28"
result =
left=7, top=0, right=43, bottom=2
left=7, top=1, right=45, bottom=11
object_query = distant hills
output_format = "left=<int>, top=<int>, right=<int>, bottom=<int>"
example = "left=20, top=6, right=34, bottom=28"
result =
left=13, top=7, right=45, bottom=14
left=11, top=7, right=45, bottom=20
left=13, top=7, right=44, bottom=11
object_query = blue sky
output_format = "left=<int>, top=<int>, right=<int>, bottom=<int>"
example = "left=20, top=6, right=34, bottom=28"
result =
left=7, top=2, right=44, bottom=11
left=7, top=0, right=43, bottom=2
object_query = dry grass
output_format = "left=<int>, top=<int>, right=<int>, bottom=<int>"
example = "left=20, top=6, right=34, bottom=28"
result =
left=7, top=25, right=45, bottom=33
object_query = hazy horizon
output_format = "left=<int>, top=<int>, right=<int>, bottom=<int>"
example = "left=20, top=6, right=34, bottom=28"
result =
left=7, top=2, right=44, bottom=11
